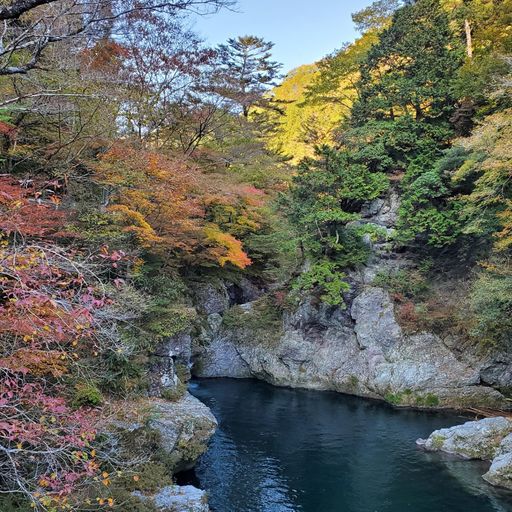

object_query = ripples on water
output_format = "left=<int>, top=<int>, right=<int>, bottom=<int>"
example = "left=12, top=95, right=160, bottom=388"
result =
left=187, top=379, right=512, bottom=512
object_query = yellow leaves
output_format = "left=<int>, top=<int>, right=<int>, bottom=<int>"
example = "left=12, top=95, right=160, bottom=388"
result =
left=96, top=497, right=114, bottom=507
left=38, top=478, right=49, bottom=488
left=204, top=225, right=252, bottom=269
left=16, top=442, right=22, bottom=450
left=495, top=208, right=512, bottom=252
left=109, top=204, right=162, bottom=248
left=102, top=471, right=111, bottom=486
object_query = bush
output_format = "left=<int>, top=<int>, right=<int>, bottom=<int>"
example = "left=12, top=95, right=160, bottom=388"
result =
left=374, top=268, right=429, bottom=300
left=469, top=265, right=512, bottom=347
left=292, top=260, right=350, bottom=306
left=72, top=382, right=103, bottom=408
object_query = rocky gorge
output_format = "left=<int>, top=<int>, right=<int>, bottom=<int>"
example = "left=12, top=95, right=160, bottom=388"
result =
left=189, top=190, right=512, bottom=412
left=136, top=189, right=512, bottom=506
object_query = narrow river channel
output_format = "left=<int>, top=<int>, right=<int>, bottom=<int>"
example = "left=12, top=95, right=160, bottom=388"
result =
left=187, top=378, right=512, bottom=512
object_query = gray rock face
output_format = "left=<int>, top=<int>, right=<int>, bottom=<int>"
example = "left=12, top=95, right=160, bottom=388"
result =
left=189, top=187, right=511, bottom=409
left=194, top=334, right=251, bottom=378
left=483, top=451, right=512, bottom=490
left=361, top=189, right=400, bottom=227
left=193, top=281, right=230, bottom=315
left=417, top=417, right=512, bottom=460
left=351, top=287, right=402, bottom=350
left=228, top=277, right=264, bottom=303
left=149, top=393, right=217, bottom=472
left=134, top=485, right=209, bottom=512
left=194, top=286, right=508, bottom=409
left=148, top=352, right=178, bottom=398
left=420, top=417, right=512, bottom=491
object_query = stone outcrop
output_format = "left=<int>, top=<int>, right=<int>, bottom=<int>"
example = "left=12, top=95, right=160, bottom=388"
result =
left=193, top=286, right=508, bottom=409
left=148, top=393, right=218, bottom=472
left=417, top=417, right=512, bottom=459
left=107, top=391, right=217, bottom=509
left=418, top=417, right=512, bottom=490
left=134, top=485, right=209, bottom=512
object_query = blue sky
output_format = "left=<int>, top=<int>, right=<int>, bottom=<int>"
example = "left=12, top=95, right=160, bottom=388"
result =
left=192, top=0, right=374, bottom=74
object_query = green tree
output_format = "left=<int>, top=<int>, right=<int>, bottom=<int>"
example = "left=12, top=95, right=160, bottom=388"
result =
left=216, top=35, right=282, bottom=117
left=352, top=0, right=463, bottom=124
left=286, top=146, right=388, bottom=261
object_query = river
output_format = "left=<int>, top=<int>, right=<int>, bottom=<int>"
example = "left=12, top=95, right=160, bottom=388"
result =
left=187, top=378, right=512, bottom=512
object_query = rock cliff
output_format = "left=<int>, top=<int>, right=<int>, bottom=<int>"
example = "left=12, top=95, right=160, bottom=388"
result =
left=189, top=189, right=512, bottom=410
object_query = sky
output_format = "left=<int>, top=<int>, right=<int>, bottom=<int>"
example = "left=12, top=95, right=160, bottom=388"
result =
left=192, top=0, right=375, bottom=74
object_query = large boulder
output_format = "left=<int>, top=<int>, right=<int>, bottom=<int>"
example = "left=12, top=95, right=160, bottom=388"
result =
left=483, top=433, right=512, bottom=490
left=134, top=485, right=209, bottom=512
left=149, top=393, right=218, bottom=472
left=417, top=417, right=512, bottom=460
left=109, top=393, right=217, bottom=474
left=483, top=452, right=512, bottom=490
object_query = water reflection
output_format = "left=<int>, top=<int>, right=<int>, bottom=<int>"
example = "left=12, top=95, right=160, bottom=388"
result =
left=189, top=379, right=512, bottom=512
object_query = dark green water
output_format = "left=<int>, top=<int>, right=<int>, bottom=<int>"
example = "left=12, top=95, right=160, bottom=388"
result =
left=188, top=378, right=512, bottom=512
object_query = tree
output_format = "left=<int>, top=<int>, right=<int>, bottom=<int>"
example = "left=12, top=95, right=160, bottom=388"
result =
left=286, top=146, right=388, bottom=261
left=351, top=0, right=403, bottom=33
left=0, top=0, right=233, bottom=77
left=94, top=143, right=255, bottom=269
left=454, top=109, right=512, bottom=252
left=216, top=36, right=282, bottom=117
left=352, top=0, right=463, bottom=124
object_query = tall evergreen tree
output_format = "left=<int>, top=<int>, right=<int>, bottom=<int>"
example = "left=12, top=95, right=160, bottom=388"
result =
left=216, top=35, right=282, bottom=117
left=352, top=0, right=463, bottom=124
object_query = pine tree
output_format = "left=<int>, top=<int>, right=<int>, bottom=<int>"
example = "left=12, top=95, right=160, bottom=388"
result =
left=216, top=36, right=282, bottom=117
left=352, top=0, right=463, bottom=124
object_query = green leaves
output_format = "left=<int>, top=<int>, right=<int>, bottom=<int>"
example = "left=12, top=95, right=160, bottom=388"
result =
left=352, top=0, right=463, bottom=125
left=293, top=261, right=350, bottom=306
left=286, top=146, right=388, bottom=261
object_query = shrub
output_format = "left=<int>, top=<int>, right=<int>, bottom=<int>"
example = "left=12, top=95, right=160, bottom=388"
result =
left=374, top=268, right=429, bottom=300
left=292, top=260, right=350, bottom=306
left=72, top=382, right=104, bottom=408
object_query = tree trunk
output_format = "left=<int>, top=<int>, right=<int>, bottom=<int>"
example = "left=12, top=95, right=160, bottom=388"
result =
left=465, top=18, right=473, bottom=59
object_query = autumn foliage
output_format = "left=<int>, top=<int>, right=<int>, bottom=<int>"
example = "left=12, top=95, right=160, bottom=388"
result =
left=96, top=144, right=255, bottom=269
left=0, top=180, right=123, bottom=509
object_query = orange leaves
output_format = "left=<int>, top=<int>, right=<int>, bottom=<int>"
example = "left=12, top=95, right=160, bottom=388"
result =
left=97, top=145, right=203, bottom=252
left=0, top=349, right=68, bottom=378
left=204, top=226, right=252, bottom=269
left=96, top=143, right=254, bottom=269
